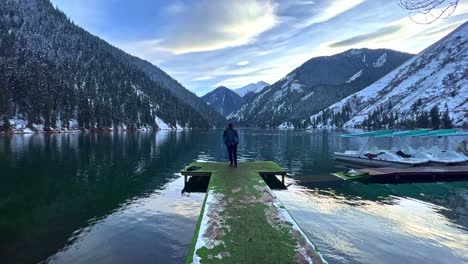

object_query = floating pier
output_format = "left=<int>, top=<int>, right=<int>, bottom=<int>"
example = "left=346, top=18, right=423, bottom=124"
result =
left=333, top=165, right=468, bottom=183
left=181, top=162, right=326, bottom=264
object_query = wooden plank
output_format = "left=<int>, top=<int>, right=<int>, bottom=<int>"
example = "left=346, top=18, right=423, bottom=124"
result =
left=181, top=162, right=326, bottom=264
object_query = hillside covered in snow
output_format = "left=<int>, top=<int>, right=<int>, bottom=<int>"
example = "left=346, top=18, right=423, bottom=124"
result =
left=0, top=0, right=224, bottom=133
left=229, top=48, right=412, bottom=128
left=309, top=22, right=468, bottom=129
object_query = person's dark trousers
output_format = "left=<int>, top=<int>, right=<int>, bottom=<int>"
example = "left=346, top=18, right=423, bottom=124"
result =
left=227, top=144, right=238, bottom=166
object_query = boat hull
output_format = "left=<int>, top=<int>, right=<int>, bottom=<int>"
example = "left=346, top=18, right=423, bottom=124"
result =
left=334, top=153, right=427, bottom=168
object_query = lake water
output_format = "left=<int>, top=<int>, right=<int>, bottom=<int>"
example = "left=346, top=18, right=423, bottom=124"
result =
left=1, top=129, right=467, bottom=264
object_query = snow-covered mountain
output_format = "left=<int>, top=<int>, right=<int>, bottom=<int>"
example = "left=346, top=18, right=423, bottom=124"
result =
left=309, top=22, right=468, bottom=129
left=233, top=81, right=270, bottom=97
left=0, top=0, right=224, bottom=133
left=229, top=49, right=412, bottom=128
left=202, top=86, right=244, bottom=117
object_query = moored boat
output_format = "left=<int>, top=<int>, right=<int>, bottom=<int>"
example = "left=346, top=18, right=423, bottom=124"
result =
left=334, top=130, right=430, bottom=167
left=386, top=129, right=468, bottom=165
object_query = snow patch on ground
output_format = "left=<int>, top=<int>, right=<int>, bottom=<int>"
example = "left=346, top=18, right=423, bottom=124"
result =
left=373, top=53, right=387, bottom=68
left=301, top=91, right=314, bottom=101
left=278, top=122, right=295, bottom=129
left=9, top=117, right=27, bottom=130
left=22, top=128, right=34, bottom=134
left=32, top=123, right=44, bottom=131
left=289, top=82, right=302, bottom=92
left=69, top=119, right=79, bottom=129
left=346, top=69, right=363, bottom=83
left=281, top=73, right=303, bottom=92
left=276, top=102, right=286, bottom=112
left=175, top=122, right=184, bottom=130
left=132, top=84, right=145, bottom=97
left=193, top=191, right=225, bottom=264
left=155, top=116, right=171, bottom=130
left=273, top=90, right=284, bottom=101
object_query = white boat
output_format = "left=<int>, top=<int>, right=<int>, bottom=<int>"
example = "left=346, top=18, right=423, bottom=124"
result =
left=415, top=130, right=468, bottom=165
left=380, top=129, right=467, bottom=165
left=416, top=146, right=467, bottom=165
left=334, top=149, right=430, bottom=167
left=335, top=129, right=468, bottom=167
left=334, top=130, right=430, bottom=167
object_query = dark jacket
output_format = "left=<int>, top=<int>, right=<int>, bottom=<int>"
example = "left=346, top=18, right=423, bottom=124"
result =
left=223, top=128, right=239, bottom=145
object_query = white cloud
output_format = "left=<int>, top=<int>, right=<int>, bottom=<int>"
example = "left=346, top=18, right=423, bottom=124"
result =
left=317, top=9, right=468, bottom=56
left=296, top=0, right=365, bottom=28
left=156, top=0, right=278, bottom=54
left=237, top=60, right=249, bottom=66
left=69, top=0, right=467, bottom=95
left=193, top=76, right=215, bottom=81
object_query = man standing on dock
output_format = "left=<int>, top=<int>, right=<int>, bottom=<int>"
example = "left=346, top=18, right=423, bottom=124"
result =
left=223, top=123, right=239, bottom=167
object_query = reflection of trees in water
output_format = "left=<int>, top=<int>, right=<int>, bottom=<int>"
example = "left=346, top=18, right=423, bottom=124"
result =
left=0, top=131, right=202, bottom=263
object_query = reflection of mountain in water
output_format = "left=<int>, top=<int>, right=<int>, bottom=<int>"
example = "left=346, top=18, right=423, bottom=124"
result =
left=0, top=132, right=203, bottom=263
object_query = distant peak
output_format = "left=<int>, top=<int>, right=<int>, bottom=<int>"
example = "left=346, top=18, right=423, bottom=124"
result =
left=216, top=86, right=230, bottom=90
left=233, top=81, right=270, bottom=96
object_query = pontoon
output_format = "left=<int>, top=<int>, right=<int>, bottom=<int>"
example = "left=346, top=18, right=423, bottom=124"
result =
left=335, top=129, right=468, bottom=167
left=334, top=130, right=430, bottom=167
left=419, top=130, right=468, bottom=165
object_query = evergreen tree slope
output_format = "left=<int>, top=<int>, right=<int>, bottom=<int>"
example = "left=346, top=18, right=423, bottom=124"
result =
left=0, top=0, right=221, bottom=132
left=122, top=53, right=226, bottom=127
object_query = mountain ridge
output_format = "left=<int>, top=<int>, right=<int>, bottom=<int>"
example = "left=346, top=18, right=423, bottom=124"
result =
left=202, top=86, right=244, bottom=117
left=308, top=22, right=468, bottom=129
left=229, top=48, right=413, bottom=128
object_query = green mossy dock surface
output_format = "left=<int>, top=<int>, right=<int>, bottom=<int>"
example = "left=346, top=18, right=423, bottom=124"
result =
left=181, top=162, right=326, bottom=264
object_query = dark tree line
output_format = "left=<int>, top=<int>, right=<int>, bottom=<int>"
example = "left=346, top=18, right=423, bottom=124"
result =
left=308, top=103, right=353, bottom=128
left=309, top=100, right=453, bottom=129
left=359, top=101, right=453, bottom=129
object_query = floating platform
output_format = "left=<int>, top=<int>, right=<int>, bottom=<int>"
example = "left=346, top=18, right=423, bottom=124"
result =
left=181, top=162, right=326, bottom=264
left=333, top=165, right=468, bottom=183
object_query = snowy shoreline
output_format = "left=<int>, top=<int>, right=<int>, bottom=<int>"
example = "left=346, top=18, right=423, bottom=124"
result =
left=0, top=127, right=188, bottom=135
left=0, top=116, right=191, bottom=135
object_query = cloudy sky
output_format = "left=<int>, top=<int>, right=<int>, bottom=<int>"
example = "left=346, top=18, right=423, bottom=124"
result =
left=50, top=0, right=468, bottom=95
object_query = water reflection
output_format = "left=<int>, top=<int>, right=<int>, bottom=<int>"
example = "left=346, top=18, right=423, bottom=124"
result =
left=276, top=179, right=468, bottom=264
left=1, top=129, right=467, bottom=264
left=0, top=131, right=204, bottom=264
left=46, top=177, right=204, bottom=264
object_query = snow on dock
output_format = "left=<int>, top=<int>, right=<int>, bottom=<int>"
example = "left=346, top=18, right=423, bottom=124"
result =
left=181, top=162, right=326, bottom=264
